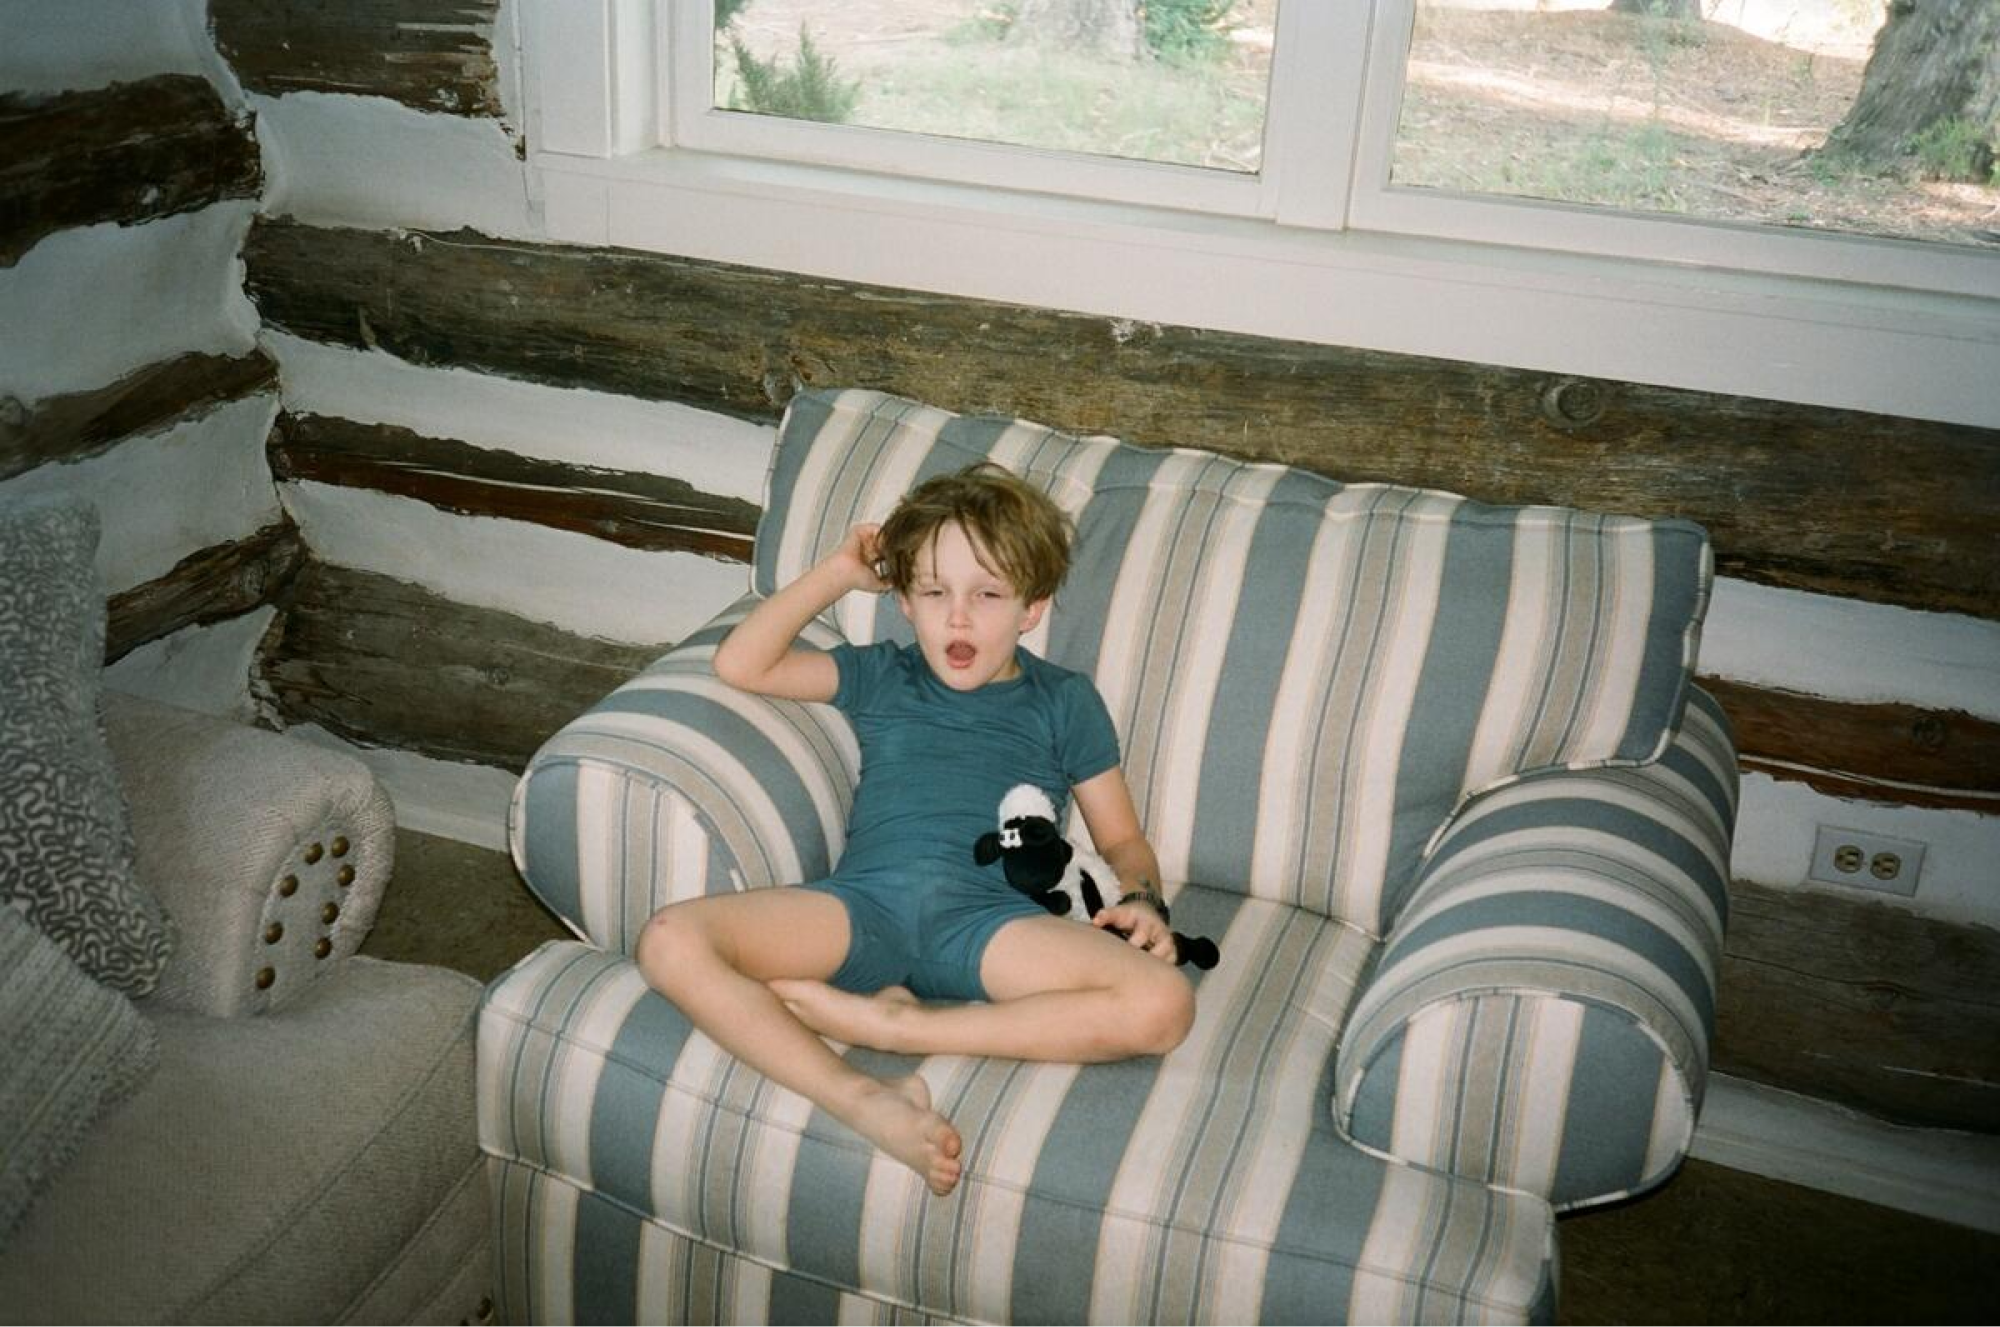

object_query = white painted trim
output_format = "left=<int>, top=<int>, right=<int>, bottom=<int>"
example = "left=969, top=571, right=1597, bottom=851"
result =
left=1693, top=1073, right=2000, bottom=1234
left=537, top=149, right=1999, bottom=430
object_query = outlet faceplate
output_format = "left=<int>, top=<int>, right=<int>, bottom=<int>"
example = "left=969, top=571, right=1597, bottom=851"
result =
left=1807, top=825, right=1926, bottom=896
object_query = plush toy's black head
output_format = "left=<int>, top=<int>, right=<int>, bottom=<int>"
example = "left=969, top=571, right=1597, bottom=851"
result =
left=975, top=814, right=1075, bottom=910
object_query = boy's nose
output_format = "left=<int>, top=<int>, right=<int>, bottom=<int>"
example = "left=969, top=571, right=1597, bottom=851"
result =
left=948, top=596, right=972, bottom=626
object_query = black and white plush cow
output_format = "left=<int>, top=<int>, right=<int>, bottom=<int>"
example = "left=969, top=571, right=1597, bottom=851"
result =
left=973, top=784, right=1220, bottom=971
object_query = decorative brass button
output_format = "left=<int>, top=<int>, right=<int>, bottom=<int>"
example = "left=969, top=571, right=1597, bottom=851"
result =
left=314, top=938, right=332, bottom=959
left=279, top=874, right=298, bottom=897
left=331, top=836, right=350, bottom=857
left=264, top=922, right=284, bottom=945
left=321, top=902, right=340, bottom=924
left=336, top=865, right=355, bottom=887
left=255, top=966, right=275, bottom=990
left=304, top=842, right=325, bottom=864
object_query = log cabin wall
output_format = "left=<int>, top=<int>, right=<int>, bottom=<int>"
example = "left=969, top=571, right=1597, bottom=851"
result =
left=9, top=0, right=1992, bottom=1142
left=0, top=1, right=293, bottom=715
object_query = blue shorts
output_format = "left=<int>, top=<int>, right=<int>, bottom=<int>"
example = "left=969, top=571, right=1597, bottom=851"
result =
left=806, top=871, right=1047, bottom=1003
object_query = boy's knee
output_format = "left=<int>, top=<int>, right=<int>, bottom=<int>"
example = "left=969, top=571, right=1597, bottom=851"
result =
left=635, top=906, right=711, bottom=990
left=1128, top=968, right=1196, bottom=1057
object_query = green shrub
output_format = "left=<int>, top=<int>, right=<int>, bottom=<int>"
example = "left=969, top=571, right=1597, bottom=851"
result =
left=728, top=24, right=862, bottom=124
left=1909, top=116, right=1995, bottom=183
left=1141, top=0, right=1237, bottom=65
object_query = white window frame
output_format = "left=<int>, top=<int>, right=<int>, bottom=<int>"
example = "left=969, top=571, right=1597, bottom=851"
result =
left=519, top=0, right=2000, bottom=430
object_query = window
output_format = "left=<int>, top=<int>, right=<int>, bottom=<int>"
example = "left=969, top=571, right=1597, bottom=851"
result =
left=645, top=1, right=1995, bottom=294
left=519, top=1, right=1999, bottom=429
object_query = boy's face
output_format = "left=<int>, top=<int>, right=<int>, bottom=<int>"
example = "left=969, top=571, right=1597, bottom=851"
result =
left=897, top=521, right=1047, bottom=692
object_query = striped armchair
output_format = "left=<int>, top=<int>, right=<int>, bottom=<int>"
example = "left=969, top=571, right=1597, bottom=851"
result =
left=482, top=388, right=1736, bottom=1324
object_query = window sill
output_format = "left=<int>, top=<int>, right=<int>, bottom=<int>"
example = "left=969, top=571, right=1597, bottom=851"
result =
left=531, top=146, right=2000, bottom=429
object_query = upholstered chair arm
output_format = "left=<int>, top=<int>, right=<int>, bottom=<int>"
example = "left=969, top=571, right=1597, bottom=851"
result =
left=101, top=690, right=395, bottom=1018
left=1334, top=687, right=1738, bottom=1211
left=508, top=597, right=860, bottom=954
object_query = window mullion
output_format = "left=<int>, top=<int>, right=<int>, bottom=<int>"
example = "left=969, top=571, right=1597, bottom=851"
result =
left=1265, top=0, right=1381, bottom=231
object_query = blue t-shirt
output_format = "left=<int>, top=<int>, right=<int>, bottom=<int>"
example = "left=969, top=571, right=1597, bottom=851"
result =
left=828, top=641, right=1121, bottom=889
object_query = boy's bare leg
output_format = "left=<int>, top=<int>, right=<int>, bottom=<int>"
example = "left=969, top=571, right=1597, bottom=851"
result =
left=771, top=914, right=1195, bottom=1064
left=635, top=888, right=964, bottom=1195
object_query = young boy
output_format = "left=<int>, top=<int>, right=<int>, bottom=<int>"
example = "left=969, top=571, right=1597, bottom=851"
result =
left=636, top=464, right=1194, bottom=1197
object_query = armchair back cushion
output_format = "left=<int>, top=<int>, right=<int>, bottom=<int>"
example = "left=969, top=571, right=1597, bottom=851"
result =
left=755, top=390, right=1712, bottom=933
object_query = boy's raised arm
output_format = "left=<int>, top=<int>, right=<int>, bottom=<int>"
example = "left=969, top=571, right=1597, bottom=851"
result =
left=712, top=525, right=886, bottom=703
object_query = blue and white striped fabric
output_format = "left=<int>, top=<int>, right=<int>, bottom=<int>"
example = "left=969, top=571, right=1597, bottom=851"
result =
left=508, top=600, right=856, bottom=953
left=753, top=389, right=1712, bottom=936
left=482, top=897, right=1556, bottom=1325
left=490, top=386, right=1733, bottom=1322
left=1336, top=687, right=1737, bottom=1210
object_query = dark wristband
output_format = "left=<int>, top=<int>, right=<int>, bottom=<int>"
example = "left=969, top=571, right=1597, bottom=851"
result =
left=1118, top=888, right=1169, bottom=925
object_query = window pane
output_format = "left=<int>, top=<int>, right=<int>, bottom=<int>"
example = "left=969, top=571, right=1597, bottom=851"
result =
left=1391, top=1, right=1999, bottom=250
left=712, top=1, right=1277, bottom=173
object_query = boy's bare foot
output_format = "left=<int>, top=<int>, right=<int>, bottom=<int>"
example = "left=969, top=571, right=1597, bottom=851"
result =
left=847, top=1073, right=964, bottom=1197
left=771, top=979, right=919, bottom=1052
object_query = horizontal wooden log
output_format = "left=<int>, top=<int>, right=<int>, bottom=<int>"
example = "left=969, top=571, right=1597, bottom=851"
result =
left=0, top=75, right=262, bottom=266
left=210, top=0, right=503, bottom=117
left=241, top=219, right=2000, bottom=622
left=1716, top=879, right=2000, bottom=1133
left=1, top=350, right=278, bottom=482
left=268, top=412, right=758, bottom=560
left=105, top=520, right=305, bottom=662
left=1702, top=677, right=2000, bottom=814
left=256, top=560, right=662, bottom=769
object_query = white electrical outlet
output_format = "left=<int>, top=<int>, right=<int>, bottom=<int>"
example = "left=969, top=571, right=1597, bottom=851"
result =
left=1807, top=825, right=1927, bottom=897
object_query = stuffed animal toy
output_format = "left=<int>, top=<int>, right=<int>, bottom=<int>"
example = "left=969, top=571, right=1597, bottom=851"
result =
left=973, top=784, right=1220, bottom=971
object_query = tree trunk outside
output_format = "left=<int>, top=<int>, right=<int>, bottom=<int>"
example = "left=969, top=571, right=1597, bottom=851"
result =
left=1608, top=0, right=1703, bottom=18
left=1823, top=0, right=2000, bottom=176
left=1009, top=0, right=1145, bottom=62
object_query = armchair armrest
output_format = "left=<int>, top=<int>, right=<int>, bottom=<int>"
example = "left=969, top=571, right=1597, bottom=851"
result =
left=509, top=597, right=859, bottom=953
left=102, top=690, right=395, bottom=1018
left=1335, top=687, right=1738, bottom=1211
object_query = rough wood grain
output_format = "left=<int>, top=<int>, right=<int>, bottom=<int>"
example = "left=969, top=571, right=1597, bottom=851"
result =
left=240, top=219, right=2000, bottom=621
left=0, top=74, right=262, bottom=266
left=1716, top=879, right=2000, bottom=1132
left=2, top=350, right=278, bottom=482
left=268, top=412, right=758, bottom=560
left=1702, top=676, right=2000, bottom=814
left=256, top=560, right=662, bottom=769
left=209, top=0, right=504, bottom=117
left=106, top=521, right=305, bottom=662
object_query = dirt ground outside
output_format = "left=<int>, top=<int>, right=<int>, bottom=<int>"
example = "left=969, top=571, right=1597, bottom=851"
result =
left=720, top=1, right=1999, bottom=250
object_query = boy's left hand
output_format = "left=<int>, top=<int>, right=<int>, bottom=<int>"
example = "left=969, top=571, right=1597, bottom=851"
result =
left=1094, top=899, right=1175, bottom=962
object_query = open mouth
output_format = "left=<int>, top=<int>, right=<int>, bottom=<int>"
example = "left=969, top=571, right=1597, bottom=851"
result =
left=944, top=641, right=978, bottom=669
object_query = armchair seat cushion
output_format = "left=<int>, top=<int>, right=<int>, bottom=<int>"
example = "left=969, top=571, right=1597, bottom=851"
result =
left=480, top=891, right=1555, bottom=1324
left=0, top=955, right=484, bottom=1323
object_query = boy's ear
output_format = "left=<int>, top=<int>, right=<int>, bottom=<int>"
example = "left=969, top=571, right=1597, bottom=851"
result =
left=1022, top=597, right=1051, bottom=631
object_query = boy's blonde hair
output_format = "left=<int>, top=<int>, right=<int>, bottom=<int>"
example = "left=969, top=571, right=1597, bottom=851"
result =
left=877, top=463, right=1073, bottom=604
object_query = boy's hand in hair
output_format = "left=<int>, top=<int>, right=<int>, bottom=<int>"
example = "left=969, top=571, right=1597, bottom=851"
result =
left=832, top=524, right=890, bottom=594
